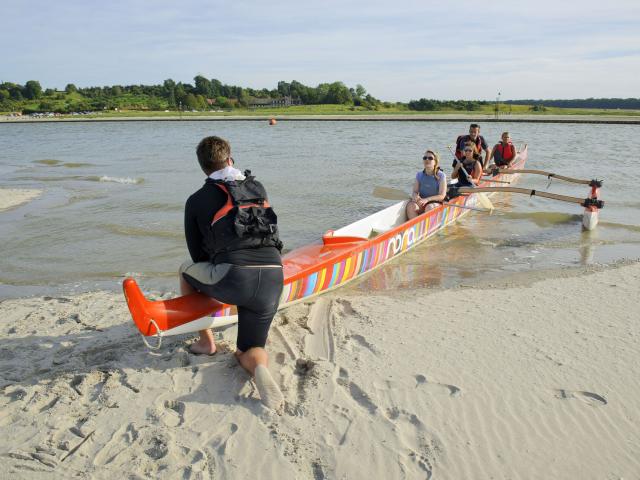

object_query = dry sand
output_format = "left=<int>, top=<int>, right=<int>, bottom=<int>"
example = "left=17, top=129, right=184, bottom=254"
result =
left=1, top=263, right=639, bottom=479
left=0, top=188, right=42, bottom=212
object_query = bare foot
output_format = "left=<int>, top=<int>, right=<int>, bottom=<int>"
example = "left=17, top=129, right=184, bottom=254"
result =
left=188, top=338, right=217, bottom=355
left=254, top=365, right=284, bottom=412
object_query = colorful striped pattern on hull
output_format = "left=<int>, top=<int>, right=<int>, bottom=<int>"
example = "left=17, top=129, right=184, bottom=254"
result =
left=277, top=188, right=478, bottom=307
left=125, top=148, right=527, bottom=337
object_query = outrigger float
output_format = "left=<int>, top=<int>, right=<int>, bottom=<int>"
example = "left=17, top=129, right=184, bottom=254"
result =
left=123, top=145, right=604, bottom=347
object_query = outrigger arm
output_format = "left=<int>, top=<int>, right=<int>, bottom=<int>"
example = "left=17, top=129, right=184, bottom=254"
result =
left=485, top=168, right=603, bottom=188
left=452, top=186, right=604, bottom=209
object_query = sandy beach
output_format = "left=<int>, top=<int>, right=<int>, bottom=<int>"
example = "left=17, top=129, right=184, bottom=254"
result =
left=1, top=262, right=639, bottom=479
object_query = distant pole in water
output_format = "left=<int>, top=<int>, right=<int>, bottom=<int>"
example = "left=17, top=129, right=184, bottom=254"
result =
left=495, top=92, right=500, bottom=120
left=269, top=118, right=277, bottom=125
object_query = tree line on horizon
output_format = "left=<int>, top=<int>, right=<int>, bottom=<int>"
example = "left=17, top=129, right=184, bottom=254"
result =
left=503, top=98, right=640, bottom=110
left=1, top=78, right=639, bottom=113
left=0, top=77, right=385, bottom=113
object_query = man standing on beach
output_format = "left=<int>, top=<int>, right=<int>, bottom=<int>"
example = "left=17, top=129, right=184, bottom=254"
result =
left=455, top=123, right=491, bottom=168
left=179, top=135, right=285, bottom=411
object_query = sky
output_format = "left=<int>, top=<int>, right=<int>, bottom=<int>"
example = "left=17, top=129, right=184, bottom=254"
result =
left=2, top=0, right=640, bottom=102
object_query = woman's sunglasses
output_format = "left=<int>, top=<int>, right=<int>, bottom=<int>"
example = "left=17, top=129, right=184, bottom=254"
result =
left=422, top=156, right=435, bottom=161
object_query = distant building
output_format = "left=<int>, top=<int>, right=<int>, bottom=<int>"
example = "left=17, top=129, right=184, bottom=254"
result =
left=248, top=96, right=302, bottom=108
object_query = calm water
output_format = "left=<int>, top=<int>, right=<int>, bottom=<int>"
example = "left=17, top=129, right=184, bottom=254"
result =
left=1, top=120, right=639, bottom=299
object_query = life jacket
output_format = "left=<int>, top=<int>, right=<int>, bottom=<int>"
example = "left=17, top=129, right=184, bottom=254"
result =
left=455, top=135, right=484, bottom=160
left=208, top=171, right=283, bottom=256
left=456, top=160, right=480, bottom=187
left=494, top=142, right=516, bottom=163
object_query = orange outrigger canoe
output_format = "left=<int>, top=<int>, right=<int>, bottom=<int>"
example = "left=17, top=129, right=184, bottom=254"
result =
left=121, top=146, right=600, bottom=348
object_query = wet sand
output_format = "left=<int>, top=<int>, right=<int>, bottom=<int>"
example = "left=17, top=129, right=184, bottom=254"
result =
left=1, top=262, right=639, bottom=478
left=0, top=188, right=42, bottom=212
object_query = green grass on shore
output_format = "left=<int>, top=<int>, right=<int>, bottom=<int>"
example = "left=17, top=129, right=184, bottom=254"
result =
left=3, top=102, right=640, bottom=118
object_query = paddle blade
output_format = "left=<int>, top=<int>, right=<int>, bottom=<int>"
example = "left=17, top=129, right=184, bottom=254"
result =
left=372, top=186, right=409, bottom=201
left=476, top=192, right=495, bottom=211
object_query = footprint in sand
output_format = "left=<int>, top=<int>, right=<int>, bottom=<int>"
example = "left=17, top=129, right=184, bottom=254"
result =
left=345, top=333, right=378, bottom=355
left=163, top=400, right=186, bottom=427
left=383, top=407, right=439, bottom=479
left=5, top=448, right=59, bottom=472
left=212, top=423, right=239, bottom=455
left=336, top=367, right=378, bottom=415
left=69, top=371, right=109, bottom=402
left=93, top=423, right=140, bottom=466
left=20, top=390, right=61, bottom=415
left=374, top=375, right=461, bottom=398
left=555, top=389, right=607, bottom=406
left=142, top=432, right=170, bottom=460
left=327, top=404, right=354, bottom=447
left=176, top=447, right=209, bottom=477
left=415, top=374, right=461, bottom=397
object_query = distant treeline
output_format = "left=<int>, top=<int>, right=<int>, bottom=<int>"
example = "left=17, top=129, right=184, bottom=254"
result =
left=0, top=77, right=384, bottom=113
left=407, top=98, right=490, bottom=111
left=505, top=98, right=640, bottom=110
left=2, top=78, right=639, bottom=113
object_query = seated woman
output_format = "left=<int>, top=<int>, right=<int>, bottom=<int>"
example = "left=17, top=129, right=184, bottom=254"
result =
left=487, top=131, right=517, bottom=169
left=452, top=142, right=483, bottom=187
left=406, top=150, right=447, bottom=220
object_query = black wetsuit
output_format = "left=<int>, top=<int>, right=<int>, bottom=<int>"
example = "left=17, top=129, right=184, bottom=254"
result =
left=182, top=178, right=283, bottom=351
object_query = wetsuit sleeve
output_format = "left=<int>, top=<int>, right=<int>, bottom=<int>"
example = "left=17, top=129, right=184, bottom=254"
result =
left=480, top=136, right=489, bottom=150
left=184, top=195, right=208, bottom=263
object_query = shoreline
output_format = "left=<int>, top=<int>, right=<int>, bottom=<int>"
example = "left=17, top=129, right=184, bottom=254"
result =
left=1, top=260, right=638, bottom=478
left=2, top=113, right=640, bottom=124
left=2, top=257, right=638, bottom=303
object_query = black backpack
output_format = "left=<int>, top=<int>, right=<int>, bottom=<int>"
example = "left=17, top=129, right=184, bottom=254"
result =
left=210, top=171, right=283, bottom=254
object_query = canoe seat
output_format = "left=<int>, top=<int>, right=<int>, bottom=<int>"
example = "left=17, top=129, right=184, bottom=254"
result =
left=369, top=226, right=388, bottom=238
left=322, top=230, right=368, bottom=246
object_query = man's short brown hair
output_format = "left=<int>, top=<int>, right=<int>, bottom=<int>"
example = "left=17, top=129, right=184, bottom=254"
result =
left=196, top=136, right=230, bottom=174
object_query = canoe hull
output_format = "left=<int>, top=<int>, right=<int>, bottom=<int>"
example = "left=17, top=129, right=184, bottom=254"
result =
left=124, top=147, right=528, bottom=338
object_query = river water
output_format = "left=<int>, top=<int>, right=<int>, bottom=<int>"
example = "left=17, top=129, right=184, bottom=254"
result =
left=1, top=120, right=639, bottom=299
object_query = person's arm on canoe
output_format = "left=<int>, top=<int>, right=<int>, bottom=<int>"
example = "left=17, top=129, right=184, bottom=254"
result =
left=435, top=170, right=447, bottom=201
left=184, top=196, right=208, bottom=263
left=451, top=162, right=462, bottom=180
left=411, top=179, right=420, bottom=202
left=472, top=162, right=483, bottom=185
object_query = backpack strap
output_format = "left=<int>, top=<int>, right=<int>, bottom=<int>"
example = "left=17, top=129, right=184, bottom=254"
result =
left=212, top=184, right=234, bottom=224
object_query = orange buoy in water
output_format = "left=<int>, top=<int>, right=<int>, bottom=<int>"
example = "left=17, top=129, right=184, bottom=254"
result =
left=269, top=118, right=277, bottom=125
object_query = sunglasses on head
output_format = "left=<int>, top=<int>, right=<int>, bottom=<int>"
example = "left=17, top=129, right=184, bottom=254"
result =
left=464, top=149, right=473, bottom=152
left=423, top=155, right=435, bottom=160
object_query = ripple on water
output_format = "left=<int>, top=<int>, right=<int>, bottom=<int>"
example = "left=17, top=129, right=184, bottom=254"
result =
left=11, top=174, right=143, bottom=184
left=32, top=159, right=95, bottom=168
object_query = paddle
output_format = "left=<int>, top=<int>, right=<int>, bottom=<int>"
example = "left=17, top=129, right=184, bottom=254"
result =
left=372, top=186, right=492, bottom=213
left=446, top=145, right=495, bottom=210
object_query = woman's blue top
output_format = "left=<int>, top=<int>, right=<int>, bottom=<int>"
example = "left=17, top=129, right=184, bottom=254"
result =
left=416, top=170, right=446, bottom=198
